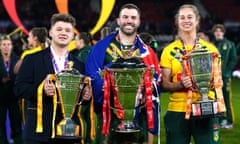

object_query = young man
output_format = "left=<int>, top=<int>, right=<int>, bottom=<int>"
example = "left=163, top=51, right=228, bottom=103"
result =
left=212, top=24, right=237, bottom=129
left=85, top=3, right=161, bottom=144
left=15, top=13, right=92, bottom=144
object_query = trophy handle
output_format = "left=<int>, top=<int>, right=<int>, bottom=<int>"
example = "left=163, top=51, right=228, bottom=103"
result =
left=71, top=77, right=92, bottom=119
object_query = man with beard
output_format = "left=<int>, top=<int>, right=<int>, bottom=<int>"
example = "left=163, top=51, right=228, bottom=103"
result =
left=85, top=3, right=161, bottom=144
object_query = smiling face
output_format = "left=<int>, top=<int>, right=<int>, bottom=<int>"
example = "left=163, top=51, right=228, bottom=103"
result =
left=49, top=21, right=74, bottom=48
left=177, top=7, right=199, bottom=33
left=117, top=8, right=140, bottom=36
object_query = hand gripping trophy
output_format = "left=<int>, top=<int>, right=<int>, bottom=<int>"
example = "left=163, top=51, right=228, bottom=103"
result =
left=182, top=44, right=226, bottom=119
left=51, top=61, right=93, bottom=139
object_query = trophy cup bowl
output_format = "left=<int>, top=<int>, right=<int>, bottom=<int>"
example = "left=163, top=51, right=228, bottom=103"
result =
left=56, top=67, right=85, bottom=137
left=106, top=57, right=147, bottom=133
left=187, top=49, right=218, bottom=118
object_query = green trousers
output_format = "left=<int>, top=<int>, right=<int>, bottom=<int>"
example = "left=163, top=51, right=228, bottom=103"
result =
left=164, top=111, right=220, bottom=144
left=221, top=77, right=234, bottom=124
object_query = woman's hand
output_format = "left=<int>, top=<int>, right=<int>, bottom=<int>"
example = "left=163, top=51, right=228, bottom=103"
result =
left=181, top=76, right=192, bottom=89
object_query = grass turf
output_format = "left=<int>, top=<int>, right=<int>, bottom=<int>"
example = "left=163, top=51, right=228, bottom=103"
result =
left=154, top=78, right=240, bottom=144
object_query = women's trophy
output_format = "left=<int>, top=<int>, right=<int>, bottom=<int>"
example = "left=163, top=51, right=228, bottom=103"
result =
left=183, top=48, right=224, bottom=119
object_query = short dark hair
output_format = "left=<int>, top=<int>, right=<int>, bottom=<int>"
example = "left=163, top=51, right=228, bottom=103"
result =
left=31, top=27, right=48, bottom=43
left=77, top=32, right=93, bottom=46
left=50, top=13, right=76, bottom=27
left=119, top=3, right=141, bottom=17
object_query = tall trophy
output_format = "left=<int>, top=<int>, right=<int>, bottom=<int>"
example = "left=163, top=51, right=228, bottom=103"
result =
left=182, top=48, right=224, bottom=119
left=55, top=61, right=90, bottom=138
left=103, top=57, right=149, bottom=133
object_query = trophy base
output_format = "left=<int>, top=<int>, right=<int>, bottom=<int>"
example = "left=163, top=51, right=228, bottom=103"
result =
left=191, top=101, right=221, bottom=119
left=53, top=136, right=81, bottom=144
left=56, top=118, right=79, bottom=137
left=114, top=121, right=141, bottom=133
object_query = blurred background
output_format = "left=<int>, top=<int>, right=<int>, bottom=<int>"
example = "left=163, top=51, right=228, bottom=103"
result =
left=0, top=0, right=240, bottom=60
left=1, top=1, right=240, bottom=143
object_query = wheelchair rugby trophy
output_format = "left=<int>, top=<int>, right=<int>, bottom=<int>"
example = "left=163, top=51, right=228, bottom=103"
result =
left=182, top=47, right=225, bottom=119
left=102, top=57, right=152, bottom=134
left=56, top=61, right=91, bottom=138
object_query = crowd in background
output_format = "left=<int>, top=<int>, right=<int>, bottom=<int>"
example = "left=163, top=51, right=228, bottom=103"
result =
left=1, top=0, right=240, bottom=61
left=0, top=0, right=240, bottom=144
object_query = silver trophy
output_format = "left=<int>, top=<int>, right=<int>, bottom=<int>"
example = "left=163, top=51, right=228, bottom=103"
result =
left=185, top=49, right=218, bottom=118
left=107, top=67, right=147, bottom=133
left=55, top=61, right=90, bottom=137
left=104, top=57, right=148, bottom=133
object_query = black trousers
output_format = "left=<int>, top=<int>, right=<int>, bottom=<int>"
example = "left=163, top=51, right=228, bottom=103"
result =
left=0, top=103, right=23, bottom=144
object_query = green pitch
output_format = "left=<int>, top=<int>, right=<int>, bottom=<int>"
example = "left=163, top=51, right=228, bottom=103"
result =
left=154, top=78, right=240, bottom=143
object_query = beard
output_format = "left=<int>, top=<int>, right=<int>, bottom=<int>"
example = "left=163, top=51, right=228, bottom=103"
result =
left=119, top=25, right=138, bottom=36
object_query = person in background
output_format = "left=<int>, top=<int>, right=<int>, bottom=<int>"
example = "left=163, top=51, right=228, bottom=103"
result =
left=100, top=27, right=113, bottom=40
left=14, top=27, right=48, bottom=74
left=139, top=32, right=158, bottom=53
left=14, top=13, right=92, bottom=144
left=197, top=30, right=211, bottom=42
left=71, top=32, right=93, bottom=63
left=13, top=27, right=48, bottom=126
left=70, top=32, right=94, bottom=144
left=160, top=4, right=221, bottom=144
left=0, top=35, right=23, bottom=144
left=139, top=32, right=159, bottom=59
left=85, top=3, right=161, bottom=144
left=212, top=24, right=237, bottom=129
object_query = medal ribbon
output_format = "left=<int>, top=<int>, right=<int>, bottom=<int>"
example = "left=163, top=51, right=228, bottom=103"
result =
left=118, top=34, right=137, bottom=58
left=180, top=37, right=198, bottom=55
left=4, top=61, right=10, bottom=73
left=50, top=50, right=68, bottom=74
